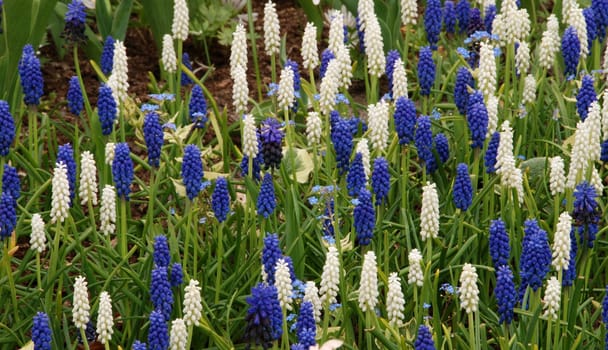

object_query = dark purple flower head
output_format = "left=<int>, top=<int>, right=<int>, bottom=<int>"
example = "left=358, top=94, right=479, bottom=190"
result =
left=150, top=265, right=173, bottom=321
left=182, top=144, right=203, bottom=201
left=143, top=112, right=164, bottom=168
left=562, top=26, right=581, bottom=77
left=170, top=262, right=183, bottom=287
left=354, top=188, right=375, bottom=246
left=2, top=165, right=19, bottom=201
left=153, top=235, right=170, bottom=268
left=284, top=59, right=301, bottom=92
left=57, top=144, right=76, bottom=203
left=98, top=84, right=117, bottom=135
left=32, top=312, right=52, bottom=350
left=485, top=131, right=500, bottom=173
left=484, top=5, right=497, bottom=33
left=257, top=173, right=276, bottom=219
left=189, top=85, right=207, bottom=127
left=260, top=118, right=284, bottom=170
left=602, top=139, right=608, bottom=162
left=583, top=7, right=597, bottom=52
left=63, top=0, right=87, bottom=44
left=602, top=284, right=608, bottom=324
left=18, top=44, right=44, bottom=106
left=320, top=49, right=335, bottom=79
left=356, top=15, right=365, bottom=53
left=453, top=163, right=473, bottom=210
left=100, top=36, right=115, bottom=76
left=455, top=0, right=470, bottom=33
left=572, top=182, right=601, bottom=247
left=296, top=301, right=316, bottom=348
left=386, top=50, right=401, bottom=92
left=444, top=1, right=457, bottom=34
left=0, top=101, right=14, bottom=156
left=262, top=233, right=282, bottom=284
left=467, top=101, right=489, bottom=149
left=592, top=0, right=608, bottom=40
left=489, top=218, right=510, bottom=268
left=424, top=0, right=442, bottom=49
left=454, top=67, right=474, bottom=115
left=576, top=75, right=597, bottom=120
left=112, top=143, right=134, bottom=200
left=394, top=96, right=417, bottom=145
left=434, top=133, right=450, bottom=164
left=371, top=157, right=389, bottom=205
left=562, top=228, right=578, bottom=286
left=495, top=265, right=517, bottom=324
left=519, top=219, right=551, bottom=296
left=417, top=47, right=435, bottom=96
left=347, top=153, right=366, bottom=197
left=212, top=177, right=230, bottom=223
left=467, top=8, right=484, bottom=36
left=414, top=325, right=435, bottom=350
left=415, top=115, right=436, bottom=173
left=67, top=76, right=83, bottom=115
left=245, top=283, right=283, bottom=347
left=147, top=310, right=169, bottom=350
left=181, top=52, right=193, bottom=86
left=331, top=114, right=354, bottom=175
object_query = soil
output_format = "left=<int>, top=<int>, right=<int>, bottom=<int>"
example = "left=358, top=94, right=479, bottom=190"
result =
left=41, top=0, right=309, bottom=126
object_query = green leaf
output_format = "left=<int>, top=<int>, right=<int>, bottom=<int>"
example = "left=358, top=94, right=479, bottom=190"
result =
left=111, top=0, right=133, bottom=40
left=95, top=0, right=113, bottom=38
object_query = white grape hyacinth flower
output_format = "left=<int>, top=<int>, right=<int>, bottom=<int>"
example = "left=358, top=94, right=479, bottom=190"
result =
left=277, top=66, right=295, bottom=111
left=392, top=57, right=408, bottom=99
left=107, top=40, right=129, bottom=104
left=172, top=0, right=189, bottom=41
left=275, top=258, right=293, bottom=310
left=552, top=212, right=572, bottom=271
left=358, top=251, right=379, bottom=313
left=169, top=318, right=188, bottom=350
left=549, top=156, right=566, bottom=196
left=522, top=74, right=536, bottom=105
left=408, top=249, right=424, bottom=287
left=355, top=138, right=371, bottom=180
left=459, top=263, right=479, bottom=314
left=183, top=279, right=202, bottom=326
left=100, top=185, right=116, bottom=235
left=161, top=34, right=177, bottom=73
left=79, top=151, right=98, bottom=206
left=232, top=65, right=249, bottom=115
left=230, top=23, right=248, bottom=79
left=105, top=142, right=115, bottom=165
left=96, top=291, right=114, bottom=344
left=320, top=246, right=340, bottom=305
left=301, top=23, right=319, bottom=71
left=73, top=275, right=91, bottom=330
left=50, top=162, right=71, bottom=224
left=400, top=0, right=417, bottom=26
left=420, top=182, right=439, bottom=241
left=386, top=272, right=405, bottom=327
left=30, top=213, right=46, bottom=253
left=303, top=281, right=322, bottom=324
left=306, top=112, right=322, bottom=146
left=368, top=100, right=389, bottom=152
left=242, top=114, right=258, bottom=159
left=543, top=276, right=561, bottom=319
left=263, top=1, right=280, bottom=56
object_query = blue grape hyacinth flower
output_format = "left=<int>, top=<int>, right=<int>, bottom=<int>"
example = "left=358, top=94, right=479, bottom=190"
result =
left=572, top=182, right=601, bottom=248
left=414, top=325, right=435, bottom=350
left=32, top=312, right=52, bottom=350
left=212, top=177, right=230, bottom=223
left=495, top=265, right=517, bottom=324
left=100, top=36, right=115, bottom=76
left=418, top=47, right=436, bottom=96
left=132, top=340, right=147, bottom=350
left=434, top=133, right=450, bottom=164
left=112, top=143, right=134, bottom=200
left=245, top=283, right=283, bottom=348
left=153, top=235, right=170, bottom=268
left=519, top=219, right=551, bottom=299
left=485, top=131, right=500, bottom=173
left=454, top=67, right=474, bottom=115
left=260, top=118, right=284, bottom=170
left=583, top=7, right=597, bottom=52
left=189, top=85, right=207, bottom=127
left=372, top=157, right=389, bottom=205
left=424, top=0, right=442, bottom=49
left=385, top=50, right=401, bottom=92
left=489, top=218, right=510, bottom=268
left=170, top=262, right=183, bottom=287
left=444, top=1, right=457, bottom=34
left=98, top=84, right=117, bottom=135
left=63, top=0, right=87, bottom=44
left=331, top=114, right=354, bottom=175
left=592, top=0, right=608, bottom=41
left=415, top=115, right=436, bottom=173
left=2, top=165, right=19, bottom=200
left=296, top=301, right=316, bottom=348
left=257, top=173, right=276, bottom=219
left=455, top=0, right=470, bottom=33
left=143, top=112, right=164, bottom=168
left=147, top=310, right=169, bottom=350
left=57, top=144, right=76, bottom=203
left=467, top=99, right=489, bottom=149
left=262, top=233, right=282, bottom=284
left=562, top=26, right=581, bottom=77
left=453, top=163, right=473, bottom=211
left=485, top=5, right=497, bottom=33
left=394, top=96, right=417, bottom=145
left=354, top=189, right=375, bottom=246
left=181, top=52, right=194, bottom=86
left=67, top=76, right=83, bottom=115
left=576, top=75, right=597, bottom=120
left=347, top=153, right=366, bottom=197
left=182, top=144, right=203, bottom=201
left=0, top=192, right=16, bottom=240
left=319, top=49, right=335, bottom=79
left=0, top=101, right=14, bottom=156
left=150, top=265, right=173, bottom=321
left=18, top=45, right=44, bottom=106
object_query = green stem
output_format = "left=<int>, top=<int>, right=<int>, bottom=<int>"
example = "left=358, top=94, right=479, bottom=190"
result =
left=176, top=40, right=183, bottom=109
left=120, top=199, right=128, bottom=258
left=214, top=221, right=225, bottom=304
left=36, top=252, right=42, bottom=291
left=80, top=327, right=91, bottom=350
left=468, top=312, right=476, bottom=350
left=247, top=0, right=263, bottom=101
